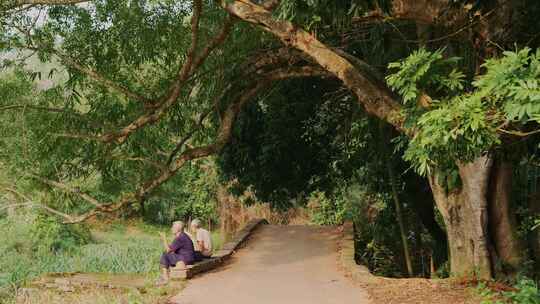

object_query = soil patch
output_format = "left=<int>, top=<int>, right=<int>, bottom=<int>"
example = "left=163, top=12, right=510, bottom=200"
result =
left=357, top=277, right=480, bottom=304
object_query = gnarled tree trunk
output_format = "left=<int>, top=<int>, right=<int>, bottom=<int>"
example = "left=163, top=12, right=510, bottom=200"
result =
left=222, top=0, right=529, bottom=280
left=429, top=156, right=493, bottom=279
left=488, top=161, right=525, bottom=276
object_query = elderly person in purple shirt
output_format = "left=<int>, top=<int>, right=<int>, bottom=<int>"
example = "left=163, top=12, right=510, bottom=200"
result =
left=157, top=221, right=195, bottom=285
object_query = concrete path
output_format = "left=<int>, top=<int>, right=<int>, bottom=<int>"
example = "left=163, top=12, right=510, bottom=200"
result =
left=170, top=225, right=371, bottom=304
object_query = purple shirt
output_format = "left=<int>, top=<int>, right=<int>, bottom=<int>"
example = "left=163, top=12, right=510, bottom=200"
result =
left=169, top=232, right=195, bottom=264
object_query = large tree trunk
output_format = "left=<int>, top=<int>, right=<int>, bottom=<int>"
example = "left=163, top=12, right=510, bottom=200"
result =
left=222, top=0, right=526, bottom=280
left=429, top=156, right=493, bottom=279
left=488, top=161, right=525, bottom=276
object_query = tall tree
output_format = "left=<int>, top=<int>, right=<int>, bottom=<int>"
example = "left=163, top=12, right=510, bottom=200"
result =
left=3, top=0, right=540, bottom=279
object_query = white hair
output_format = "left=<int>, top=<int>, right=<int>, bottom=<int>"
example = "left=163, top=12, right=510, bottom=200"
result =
left=191, top=218, right=201, bottom=228
left=172, top=221, right=185, bottom=233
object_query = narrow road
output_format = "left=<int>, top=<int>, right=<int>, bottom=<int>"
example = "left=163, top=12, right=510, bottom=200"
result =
left=170, top=225, right=371, bottom=304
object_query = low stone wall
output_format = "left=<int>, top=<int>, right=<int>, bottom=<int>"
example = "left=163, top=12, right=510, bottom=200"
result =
left=338, top=221, right=377, bottom=284
left=171, top=218, right=268, bottom=280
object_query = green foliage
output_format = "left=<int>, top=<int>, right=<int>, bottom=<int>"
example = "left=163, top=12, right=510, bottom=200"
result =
left=307, top=190, right=346, bottom=225
left=361, top=239, right=402, bottom=277
left=386, top=48, right=465, bottom=105
left=143, top=163, right=218, bottom=225
left=478, top=279, right=540, bottom=304
left=0, top=213, right=163, bottom=301
left=275, top=0, right=389, bottom=32
left=404, top=93, right=500, bottom=176
left=388, top=48, right=540, bottom=177
left=350, top=186, right=406, bottom=277
left=506, top=279, right=540, bottom=304
left=0, top=0, right=266, bottom=219
left=475, top=48, right=540, bottom=123
left=30, top=214, right=92, bottom=252
left=219, top=78, right=355, bottom=209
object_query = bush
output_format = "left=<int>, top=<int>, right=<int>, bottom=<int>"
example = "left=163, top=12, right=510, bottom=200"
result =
left=307, top=190, right=346, bottom=225
left=479, top=278, right=540, bottom=304
left=507, top=279, right=540, bottom=304
left=30, top=214, right=92, bottom=252
left=0, top=213, right=162, bottom=302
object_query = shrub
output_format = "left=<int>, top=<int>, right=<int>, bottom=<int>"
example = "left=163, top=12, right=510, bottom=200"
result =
left=507, top=279, right=540, bottom=304
left=479, top=278, right=540, bottom=304
left=307, top=190, right=346, bottom=225
left=30, top=214, right=92, bottom=253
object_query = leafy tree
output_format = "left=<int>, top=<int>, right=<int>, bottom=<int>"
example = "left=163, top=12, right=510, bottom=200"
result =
left=3, top=0, right=540, bottom=280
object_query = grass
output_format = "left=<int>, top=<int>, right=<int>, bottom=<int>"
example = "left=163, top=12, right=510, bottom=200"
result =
left=0, top=214, right=224, bottom=303
left=9, top=282, right=186, bottom=304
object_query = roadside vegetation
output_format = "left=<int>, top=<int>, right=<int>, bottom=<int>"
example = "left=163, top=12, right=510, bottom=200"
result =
left=2, top=1, right=540, bottom=303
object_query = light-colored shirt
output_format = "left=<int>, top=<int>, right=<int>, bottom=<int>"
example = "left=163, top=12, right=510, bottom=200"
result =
left=195, top=228, right=213, bottom=257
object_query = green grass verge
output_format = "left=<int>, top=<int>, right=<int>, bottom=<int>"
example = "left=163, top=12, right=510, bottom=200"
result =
left=0, top=214, right=223, bottom=302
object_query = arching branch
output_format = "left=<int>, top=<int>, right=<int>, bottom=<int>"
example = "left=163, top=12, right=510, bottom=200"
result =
left=30, top=174, right=103, bottom=208
left=55, top=51, right=151, bottom=104
left=97, top=2, right=237, bottom=145
left=219, top=0, right=409, bottom=133
left=2, top=187, right=76, bottom=222
left=8, top=0, right=234, bottom=145
left=33, top=65, right=331, bottom=224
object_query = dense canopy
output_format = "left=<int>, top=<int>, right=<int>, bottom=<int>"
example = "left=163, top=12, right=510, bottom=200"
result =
left=2, top=0, right=540, bottom=289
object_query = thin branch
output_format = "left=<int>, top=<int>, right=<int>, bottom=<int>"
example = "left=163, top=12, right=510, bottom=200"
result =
left=54, top=65, right=330, bottom=223
left=0, top=104, right=84, bottom=116
left=108, top=156, right=165, bottom=170
left=95, top=6, right=240, bottom=145
left=56, top=52, right=151, bottom=104
left=497, top=128, right=540, bottom=137
left=30, top=174, right=103, bottom=208
left=166, top=83, right=232, bottom=166
left=161, top=0, right=203, bottom=104
left=190, top=15, right=236, bottom=73
left=49, top=132, right=101, bottom=140
left=18, top=33, right=149, bottom=104
left=2, top=188, right=75, bottom=222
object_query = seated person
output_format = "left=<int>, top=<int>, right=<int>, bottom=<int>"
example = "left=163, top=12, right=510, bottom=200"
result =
left=157, top=221, right=195, bottom=285
left=190, top=218, right=213, bottom=261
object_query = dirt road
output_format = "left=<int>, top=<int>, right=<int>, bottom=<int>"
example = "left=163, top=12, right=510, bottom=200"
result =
left=170, top=225, right=371, bottom=304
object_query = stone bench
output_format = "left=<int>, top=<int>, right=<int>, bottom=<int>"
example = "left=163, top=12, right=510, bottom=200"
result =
left=170, top=218, right=268, bottom=280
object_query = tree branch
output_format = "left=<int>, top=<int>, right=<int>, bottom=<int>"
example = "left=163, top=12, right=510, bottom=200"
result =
left=0, top=104, right=86, bottom=116
left=190, top=15, right=236, bottom=73
left=108, top=156, right=165, bottom=171
left=52, top=65, right=330, bottom=223
left=95, top=0, right=226, bottom=145
left=2, top=187, right=76, bottom=222
left=497, top=128, right=540, bottom=137
left=219, top=0, right=407, bottom=133
left=30, top=174, right=103, bottom=208
left=55, top=51, right=151, bottom=104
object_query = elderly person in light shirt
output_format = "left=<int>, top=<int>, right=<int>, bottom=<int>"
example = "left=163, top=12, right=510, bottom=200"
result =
left=190, top=219, right=213, bottom=261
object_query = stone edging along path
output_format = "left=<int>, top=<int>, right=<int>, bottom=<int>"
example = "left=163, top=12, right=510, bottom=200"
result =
left=337, top=221, right=377, bottom=285
left=171, top=218, right=269, bottom=280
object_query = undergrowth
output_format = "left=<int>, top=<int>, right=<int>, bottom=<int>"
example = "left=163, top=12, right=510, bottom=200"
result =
left=477, top=279, right=540, bottom=304
left=0, top=213, right=161, bottom=301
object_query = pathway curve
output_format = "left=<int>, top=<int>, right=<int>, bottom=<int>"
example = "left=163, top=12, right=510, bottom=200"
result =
left=170, top=225, right=371, bottom=304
